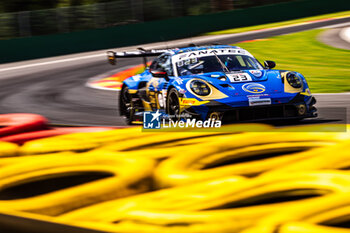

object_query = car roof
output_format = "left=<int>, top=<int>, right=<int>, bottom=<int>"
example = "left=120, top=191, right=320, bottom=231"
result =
left=171, top=45, right=240, bottom=55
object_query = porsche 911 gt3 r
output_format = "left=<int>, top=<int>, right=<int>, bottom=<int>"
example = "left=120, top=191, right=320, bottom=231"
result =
left=107, top=45, right=317, bottom=125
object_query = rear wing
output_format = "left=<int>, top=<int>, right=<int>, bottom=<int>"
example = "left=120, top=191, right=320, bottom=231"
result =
left=107, top=48, right=170, bottom=67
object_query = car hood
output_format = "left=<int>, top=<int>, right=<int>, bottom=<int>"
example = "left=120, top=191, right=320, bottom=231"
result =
left=184, top=70, right=285, bottom=97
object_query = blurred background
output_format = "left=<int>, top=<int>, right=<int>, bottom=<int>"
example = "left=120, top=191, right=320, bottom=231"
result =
left=0, top=0, right=302, bottom=39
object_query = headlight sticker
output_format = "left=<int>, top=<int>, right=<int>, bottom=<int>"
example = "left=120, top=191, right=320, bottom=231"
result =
left=186, top=79, right=228, bottom=100
left=286, top=72, right=302, bottom=88
left=282, top=71, right=304, bottom=93
left=189, top=80, right=211, bottom=96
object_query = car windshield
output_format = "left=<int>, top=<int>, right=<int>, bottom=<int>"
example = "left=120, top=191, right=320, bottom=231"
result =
left=176, top=55, right=263, bottom=76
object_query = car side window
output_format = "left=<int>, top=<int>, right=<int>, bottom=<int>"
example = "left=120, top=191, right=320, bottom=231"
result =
left=149, top=60, right=158, bottom=70
left=156, top=54, right=174, bottom=76
left=246, top=57, right=262, bottom=69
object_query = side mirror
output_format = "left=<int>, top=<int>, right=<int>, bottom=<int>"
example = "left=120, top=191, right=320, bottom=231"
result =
left=264, top=60, right=276, bottom=69
left=150, top=69, right=169, bottom=80
left=107, top=51, right=116, bottom=65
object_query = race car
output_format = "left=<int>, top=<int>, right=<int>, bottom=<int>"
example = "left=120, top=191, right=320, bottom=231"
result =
left=107, top=45, right=317, bottom=125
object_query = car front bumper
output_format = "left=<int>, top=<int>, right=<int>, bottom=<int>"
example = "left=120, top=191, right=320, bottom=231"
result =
left=182, top=96, right=317, bottom=122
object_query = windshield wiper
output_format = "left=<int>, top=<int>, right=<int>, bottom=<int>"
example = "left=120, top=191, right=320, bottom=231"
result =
left=188, top=60, right=204, bottom=70
left=212, top=52, right=230, bottom=73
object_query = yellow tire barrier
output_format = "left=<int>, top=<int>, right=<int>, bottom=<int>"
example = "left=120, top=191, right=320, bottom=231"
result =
left=98, top=124, right=273, bottom=160
left=0, top=151, right=155, bottom=216
left=59, top=171, right=350, bottom=232
left=0, top=152, right=76, bottom=167
left=19, top=123, right=272, bottom=157
left=241, top=191, right=350, bottom=233
left=71, top=209, right=263, bottom=233
left=0, top=141, right=18, bottom=157
left=154, top=131, right=348, bottom=187
left=262, top=141, right=350, bottom=177
left=19, top=127, right=150, bottom=154
left=59, top=176, right=246, bottom=221
left=278, top=222, right=350, bottom=233
left=1, top=122, right=350, bottom=232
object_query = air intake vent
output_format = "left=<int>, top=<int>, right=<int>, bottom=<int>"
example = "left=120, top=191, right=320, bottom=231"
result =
left=220, top=84, right=231, bottom=88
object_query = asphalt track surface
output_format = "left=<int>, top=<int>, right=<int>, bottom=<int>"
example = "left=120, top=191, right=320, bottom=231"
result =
left=0, top=16, right=349, bottom=127
left=319, top=27, right=350, bottom=50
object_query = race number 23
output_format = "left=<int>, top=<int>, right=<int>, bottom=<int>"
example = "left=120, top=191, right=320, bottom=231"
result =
left=227, top=73, right=252, bottom=83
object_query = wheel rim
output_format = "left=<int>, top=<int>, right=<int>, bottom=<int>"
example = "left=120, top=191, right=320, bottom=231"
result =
left=168, top=92, right=180, bottom=118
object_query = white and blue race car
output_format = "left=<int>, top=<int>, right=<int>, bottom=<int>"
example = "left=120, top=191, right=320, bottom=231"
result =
left=107, top=45, right=317, bottom=124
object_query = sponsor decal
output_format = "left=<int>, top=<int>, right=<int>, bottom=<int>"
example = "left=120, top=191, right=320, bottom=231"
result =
left=242, top=83, right=266, bottom=94
left=148, top=78, right=160, bottom=91
left=249, top=70, right=263, bottom=77
left=180, top=98, right=209, bottom=106
left=132, top=74, right=141, bottom=81
left=247, top=94, right=270, bottom=98
left=178, top=89, right=187, bottom=94
left=175, top=77, right=183, bottom=85
left=172, top=49, right=251, bottom=62
left=248, top=97, right=271, bottom=106
left=182, top=99, right=196, bottom=105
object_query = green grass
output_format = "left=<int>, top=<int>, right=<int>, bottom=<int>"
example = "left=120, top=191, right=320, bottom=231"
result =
left=233, top=29, right=350, bottom=93
left=206, top=10, right=350, bottom=35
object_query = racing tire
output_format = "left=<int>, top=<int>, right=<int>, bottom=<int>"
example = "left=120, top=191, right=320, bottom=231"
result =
left=166, top=88, right=181, bottom=120
left=120, top=85, right=134, bottom=125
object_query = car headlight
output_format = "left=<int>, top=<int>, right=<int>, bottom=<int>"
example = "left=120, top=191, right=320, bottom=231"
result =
left=286, top=72, right=302, bottom=88
left=189, top=80, right=211, bottom=96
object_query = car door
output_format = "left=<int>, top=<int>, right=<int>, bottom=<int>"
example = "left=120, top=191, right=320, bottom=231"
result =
left=147, top=54, right=174, bottom=110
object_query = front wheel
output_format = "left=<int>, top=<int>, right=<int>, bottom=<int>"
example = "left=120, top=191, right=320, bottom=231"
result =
left=120, top=85, right=134, bottom=125
left=166, top=88, right=180, bottom=120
